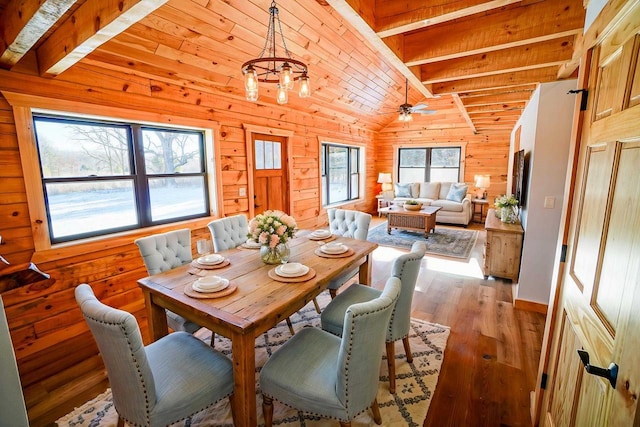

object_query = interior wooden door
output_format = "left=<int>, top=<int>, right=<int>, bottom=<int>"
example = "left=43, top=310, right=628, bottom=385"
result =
left=252, top=133, right=289, bottom=215
left=540, top=4, right=640, bottom=426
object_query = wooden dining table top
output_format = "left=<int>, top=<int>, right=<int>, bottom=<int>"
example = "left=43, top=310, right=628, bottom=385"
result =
left=137, top=229, right=379, bottom=339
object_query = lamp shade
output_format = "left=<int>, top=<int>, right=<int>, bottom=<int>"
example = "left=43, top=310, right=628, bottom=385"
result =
left=377, top=173, right=392, bottom=184
left=474, top=174, right=490, bottom=188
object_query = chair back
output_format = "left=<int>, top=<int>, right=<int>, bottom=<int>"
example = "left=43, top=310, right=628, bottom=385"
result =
left=75, top=284, right=156, bottom=426
left=328, top=209, right=371, bottom=240
left=207, top=214, right=249, bottom=252
left=336, top=277, right=401, bottom=418
left=388, top=241, right=426, bottom=342
left=134, top=229, right=192, bottom=275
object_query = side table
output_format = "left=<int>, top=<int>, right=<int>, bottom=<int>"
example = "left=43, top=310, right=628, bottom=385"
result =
left=472, top=198, right=489, bottom=223
left=376, top=195, right=393, bottom=216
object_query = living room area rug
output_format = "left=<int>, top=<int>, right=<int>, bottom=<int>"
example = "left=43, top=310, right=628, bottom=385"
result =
left=56, top=294, right=450, bottom=427
left=368, top=222, right=478, bottom=259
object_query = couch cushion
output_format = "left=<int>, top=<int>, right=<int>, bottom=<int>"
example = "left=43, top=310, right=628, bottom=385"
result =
left=419, top=182, right=440, bottom=199
left=446, top=183, right=468, bottom=203
left=394, top=183, right=412, bottom=197
left=431, top=199, right=464, bottom=212
left=439, top=182, right=453, bottom=199
left=410, top=183, right=420, bottom=198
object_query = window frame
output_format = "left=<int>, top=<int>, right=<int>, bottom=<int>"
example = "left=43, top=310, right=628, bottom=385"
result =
left=320, top=141, right=363, bottom=207
left=394, top=143, right=467, bottom=184
left=4, top=91, right=222, bottom=252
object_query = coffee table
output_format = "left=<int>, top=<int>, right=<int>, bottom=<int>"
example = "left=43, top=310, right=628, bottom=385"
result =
left=379, top=205, right=442, bottom=237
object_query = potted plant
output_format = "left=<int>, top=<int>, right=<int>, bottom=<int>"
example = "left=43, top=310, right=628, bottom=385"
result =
left=403, top=200, right=423, bottom=211
left=494, top=195, right=519, bottom=223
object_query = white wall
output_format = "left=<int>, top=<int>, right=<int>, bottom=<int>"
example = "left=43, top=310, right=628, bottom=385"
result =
left=585, top=0, right=608, bottom=32
left=512, top=79, right=577, bottom=305
left=0, top=295, right=29, bottom=427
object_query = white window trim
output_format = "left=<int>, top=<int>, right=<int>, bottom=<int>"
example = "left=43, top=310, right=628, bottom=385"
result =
left=318, top=137, right=366, bottom=208
left=3, top=91, right=223, bottom=252
left=392, top=142, right=467, bottom=183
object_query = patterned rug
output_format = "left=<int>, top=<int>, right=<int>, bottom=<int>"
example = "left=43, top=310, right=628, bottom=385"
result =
left=56, top=295, right=450, bottom=427
left=368, top=222, right=478, bottom=259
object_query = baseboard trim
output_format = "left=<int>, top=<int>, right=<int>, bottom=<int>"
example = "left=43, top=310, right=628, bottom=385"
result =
left=514, top=298, right=548, bottom=314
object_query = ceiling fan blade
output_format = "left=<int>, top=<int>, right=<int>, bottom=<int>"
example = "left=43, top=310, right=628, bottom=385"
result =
left=414, top=109, right=437, bottom=115
left=411, top=103, right=429, bottom=110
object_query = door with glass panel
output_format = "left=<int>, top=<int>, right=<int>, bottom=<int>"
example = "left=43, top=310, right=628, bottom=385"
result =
left=252, top=133, right=288, bottom=215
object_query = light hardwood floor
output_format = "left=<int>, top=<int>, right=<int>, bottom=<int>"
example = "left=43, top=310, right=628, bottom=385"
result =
left=365, top=217, right=545, bottom=427
left=51, top=218, right=545, bottom=427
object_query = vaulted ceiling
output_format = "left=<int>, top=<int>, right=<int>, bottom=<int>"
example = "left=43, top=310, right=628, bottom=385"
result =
left=0, top=0, right=585, bottom=134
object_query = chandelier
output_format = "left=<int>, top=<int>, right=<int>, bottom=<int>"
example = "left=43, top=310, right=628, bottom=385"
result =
left=241, top=1, right=310, bottom=104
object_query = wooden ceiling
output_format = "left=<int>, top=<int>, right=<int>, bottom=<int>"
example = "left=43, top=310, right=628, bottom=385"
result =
left=0, top=0, right=586, bottom=133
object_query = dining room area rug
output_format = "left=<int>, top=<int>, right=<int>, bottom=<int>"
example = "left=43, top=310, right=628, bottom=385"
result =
left=367, top=222, right=478, bottom=259
left=56, top=295, right=450, bottom=427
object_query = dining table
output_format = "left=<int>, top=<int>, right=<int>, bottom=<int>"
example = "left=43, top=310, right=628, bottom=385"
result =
left=137, top=229, right=378, bottom=427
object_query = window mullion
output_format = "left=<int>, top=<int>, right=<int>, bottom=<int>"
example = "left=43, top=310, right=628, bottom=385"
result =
left=131, top=125, right=151, bottom=225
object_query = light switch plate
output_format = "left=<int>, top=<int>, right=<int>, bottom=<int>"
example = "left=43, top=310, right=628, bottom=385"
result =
left=239, top=187, right=247, bottom=197
left=544, top=196, right=555, bottom=209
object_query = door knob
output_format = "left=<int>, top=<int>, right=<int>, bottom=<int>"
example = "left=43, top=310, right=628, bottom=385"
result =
left=577, top=349, right=618, bottom=388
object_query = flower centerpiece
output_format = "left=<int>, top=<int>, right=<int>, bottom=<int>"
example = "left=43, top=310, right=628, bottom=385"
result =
left=495, top=194, right=519, bottom=223
left=248, top=210, right=297, bottom=264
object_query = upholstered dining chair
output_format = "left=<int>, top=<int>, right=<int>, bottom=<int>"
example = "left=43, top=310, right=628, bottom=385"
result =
left=260, top=276, right=401, bottom=427
left=326, top=208, right=373, bottom=298
left=134, top=229, right=202, bottom=336
left=320, top=241, right=426, bottom=393
left=207, top=214, right=298, bottom=335
left=75, top=284, right=235, bottom=427
left=207, top=214, right=249, bottom=252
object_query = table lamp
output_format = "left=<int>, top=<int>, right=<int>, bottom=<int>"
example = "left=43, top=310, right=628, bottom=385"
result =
left=474, top=174, right=490, bottom=199
left=377, top=173, right=393, bottom=194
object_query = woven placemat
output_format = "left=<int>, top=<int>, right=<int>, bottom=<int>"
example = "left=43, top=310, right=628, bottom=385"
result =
left=190, top=258, right=230, bottom=270
left=314, top=247, right=355, bottom=258
left=267, top=267, right=317, bottom=282
left=184, top=283, right=237, bottom=299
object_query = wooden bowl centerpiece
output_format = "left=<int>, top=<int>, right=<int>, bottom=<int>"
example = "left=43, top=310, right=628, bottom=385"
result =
left=403, top=200, right=423, bottom=211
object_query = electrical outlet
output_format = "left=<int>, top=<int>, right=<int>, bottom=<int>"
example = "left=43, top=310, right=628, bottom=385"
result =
left=239, top=187, right=246, bottom=197
left=544, top=196, right=555, bottom=209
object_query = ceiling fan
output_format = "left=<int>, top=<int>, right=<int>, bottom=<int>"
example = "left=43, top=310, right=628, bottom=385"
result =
left=397, top=78, right=436, bottom=121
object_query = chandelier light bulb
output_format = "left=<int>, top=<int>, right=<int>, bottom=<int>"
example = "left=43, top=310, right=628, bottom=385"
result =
left=280, top=62, right=294, bottom=90
left=405, top=111, right=413, bottom=122
left=246, top=89, right=258, bottom=101
left=244, top=66, right=258, bottom=92
left=298, top=73, right=310, bottom=98
left=276, top=84, right=288, bottom=104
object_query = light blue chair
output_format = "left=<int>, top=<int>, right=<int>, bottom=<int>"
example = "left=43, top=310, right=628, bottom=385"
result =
left=260, top=277, right=401, bottom=427
left=326, top=208, right=372, bottom=298
left=207, top=214, right=249, bottom=252
left=134, top=229, right=202, bottom=336
left=320, top=241, right=426, bottom=393
left=75, top=284, right=235, bottom=427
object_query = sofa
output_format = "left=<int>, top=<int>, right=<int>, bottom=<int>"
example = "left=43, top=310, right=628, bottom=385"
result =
left=389, top=181, right=472, bottom=226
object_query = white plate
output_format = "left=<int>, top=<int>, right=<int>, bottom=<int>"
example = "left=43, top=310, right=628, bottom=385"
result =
left=192, top=277, right=229, bottom=293
left=275, top=264, right=309, bottom=278
left=320, top=243, right=348, bottom=255
left=197, top=254, right=224, bottom=265
left=244, top=239, right=262, bottom=248
left=311, top=229, right=331, bottom=238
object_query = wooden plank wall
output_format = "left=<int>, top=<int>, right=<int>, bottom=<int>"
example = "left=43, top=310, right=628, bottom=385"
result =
left=0, top=66, right=511, bottom=426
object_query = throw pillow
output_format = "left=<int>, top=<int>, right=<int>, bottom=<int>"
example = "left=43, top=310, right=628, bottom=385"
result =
left=394, top=183, right=412, bottom=198
left=419, top=182, right=440, bottom=199
left=446, top=183, right=468, bottom=203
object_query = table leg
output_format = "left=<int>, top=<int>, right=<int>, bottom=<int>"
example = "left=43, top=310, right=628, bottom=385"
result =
left=231, top=332, right=258, bottom=427
left=358, top=254, right=373, bottom=285
left=144, top=291, right=168, bottom=342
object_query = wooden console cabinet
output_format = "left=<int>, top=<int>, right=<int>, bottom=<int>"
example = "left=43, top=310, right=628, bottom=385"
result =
left=484, top=209, right=524, bottom=281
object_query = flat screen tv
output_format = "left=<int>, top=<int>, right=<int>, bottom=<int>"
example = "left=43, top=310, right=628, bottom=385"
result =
left=512, top=149, right=528, bottom=207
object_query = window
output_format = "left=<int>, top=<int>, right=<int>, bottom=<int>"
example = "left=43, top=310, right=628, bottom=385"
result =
left=321, top=143, right=360, bottom=206
left=33, top=115, right=209, bottom=243
left=398, top=147, right=461, bottom=183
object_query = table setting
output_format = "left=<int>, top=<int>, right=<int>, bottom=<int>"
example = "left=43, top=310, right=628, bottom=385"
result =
left=307, top=229, right=335, bottom=241
left=267, top=262, right=316, bottom=282
left=314, top=241, right=354, bottom=258
left=183, top=274, right=237, bottom=299
left=190, top=253, right=230, bottom=269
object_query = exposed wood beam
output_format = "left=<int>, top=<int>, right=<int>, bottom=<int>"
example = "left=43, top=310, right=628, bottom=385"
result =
left=458, top=85, right=538, bottom=98
left=326, top=0, right=434, bottom=98
left=462, top=91, right=535, bottom=106
left=37, top=0, right=168, bottom=76
left=403, top=0, right=585, bottom=67
left=376, top=0, right=522, bottom=39
left=466, top=103, right=525, bottom=113
left=0, top=0, right=77, bottom=68
left=451, top=93, right=476, bottom=134
left=420, top=37, right=575, bottom=84
left=434, top=67, right=563, bottom=95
